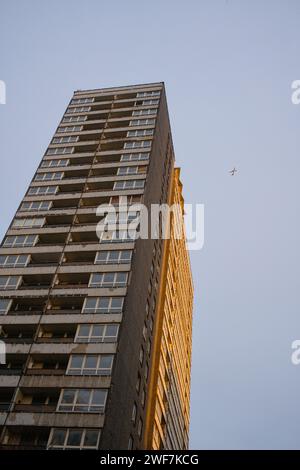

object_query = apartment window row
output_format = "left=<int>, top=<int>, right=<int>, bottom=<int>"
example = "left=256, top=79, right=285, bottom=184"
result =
left=82, top=296, right=123, bottom=313
left=62, top=115, right=87, bottom=123
left=41, top=159, right=69, bottom=168
left=94, top=249, right=132, bottom=264
left=127, top=129, right=153, bottom=138
left=114, top=180, right=145, bottom=190
left=52, top=136, right=78, bottom=144
left=89, top=272, right=128, bottom=288
left=46, top=147, right=74, bottom=156
left=56, top=126, right=82, bottom=134
left=48, top=428, right=100, bottom=450
left=0, top=295, right=123, bottom=315
left=12, top=217, right=45, bottom=229
left=71, top=97, right=94, bottom=105
left=57, top=388, right=107, bottom=413
left=129, top=118, right=155, bottom=127
left=0, top=275, right=21, bottom=290
left=75, top=323, right=119, bottom=343
left=124, top=141, right=151, bottom=150
left=136, top=91, right=160, bottom=98
left=117, top=166, right=146, bottom=176
left=132, top=109, right=157, bottom=117
left=20, top=201, right=52, bottom=212
left=28, top=186, right=58, bottom=195
left=67, top=354, right=113, bottom=376
left=66, top=106, right=91, bottom=114
left=35, top=171, right=64, bottom=181
left=120, top=152, right=150, bottom=162
left=3, top=234, right=37, bottom=247
left=0, top=254, right=29, bottom=268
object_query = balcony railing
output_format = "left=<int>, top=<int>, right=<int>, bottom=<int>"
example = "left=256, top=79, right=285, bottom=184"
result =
left=0, top=368, right=23, bottom=375
left=36, top=337, right=74, bottom=344
left=2, top=338, right=33, bottom=344
left=0, top=444, right=47, bottom=450
left=13, top=404, right=57, bottom=413
left=0, top=403, right=11, bottom=411
left=26, top=368, right=66, bottom=376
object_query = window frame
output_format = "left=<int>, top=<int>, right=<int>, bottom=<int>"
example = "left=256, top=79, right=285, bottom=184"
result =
left=94, top=250, right=132, bottom=265
left=47, top=428, right=100, bottom=450
left=75, top=323, right=119, bottom=343
left=89, top=272, right=128, bottom=288
left=81, top=296, right=124, bottom=314
left=66, top=354, right=114, bottom=376
left=3, top=234, right=38, bottom=248
left=0, top=298, right=13, bottom=315
left=57, top=388, right=107, bottom=413
left=0, top=275, right=22, bottom=290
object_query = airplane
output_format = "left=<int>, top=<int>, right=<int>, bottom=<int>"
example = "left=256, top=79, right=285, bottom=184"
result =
left=229, top=167, right=237, bottom=176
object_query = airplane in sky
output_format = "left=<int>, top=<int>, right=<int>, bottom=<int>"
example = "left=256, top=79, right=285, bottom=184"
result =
left=229, top=167, right=237, bottom=176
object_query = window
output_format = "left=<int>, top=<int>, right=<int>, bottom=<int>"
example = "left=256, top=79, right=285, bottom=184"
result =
left=131, top=403, right=137, bottom=424
left=137, top=418, right=143, bottom=438
left=20, top=201, right=52, bottom=212
left=117, top=166, right=146, bottom=176
left=120, top=153, right=149, bottom=162
left=99, top=229, right=138, bottom=243
left=0, top=275, right=21, bottom=290
left=67, top=355, right=114, bottom=376
left=136, top=374, right=141, bottom=393
left=141, top=388, right=146, bottom=407
left=124, top=141, right=151, bottom=150
left=66, top=106, right=90, bottom=114
left=41, top=159, right=69, bottom=167
left=109, top=195, right=142, bottom=205
left=52, top=136, right=78, bottom=144
left=48, top=428, right=100, bottom=450
left=132, top=109, right=157, bottom=117
left=46, top=147, right=74, bottom=155
left=57, top=389, right=107, bottom=413
left=104, top=211, right=138, bottom=225
left=128, top=435, right=134, bottom=450
left=117, top=166, right=138, bottom=176
left=0, top=299, right=12, bottom=314
left=142, top=99, right=159, bottom=105
left=12, top=218, right=45, bottom=228
left=130, top=118, right=155, bottom=127
left=62, top=115, right=87, bottom=123
left=127, top=129, right=153, bottom=137
left=56, top=126, right=82, bottom=134
left=75, top=324, right=119, bottom=343
left=81, top=296, right=123, bottom=314
left=113, top=180, right=145, bottom=190
left=89, top=272, right=128, bottom=288
left=35, top=172, right=64, bottom=181
left=71, top=98, right=94, bottom=105
left=94, top=250, right=132, bottom=265
left=142, top=323, right=147, bottom=341
left=0, top=254, right=30, bottom=268
left=136, top=91, right=160, bottom=98
left=3, top=235, right=37, bottom=248
left=139, top=347, right=144, bottom=365
left=28, top=186, right=58, bottom=196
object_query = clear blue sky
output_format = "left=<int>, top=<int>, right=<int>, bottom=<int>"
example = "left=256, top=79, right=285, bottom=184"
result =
left=1, top=0, right=300, bottom=449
